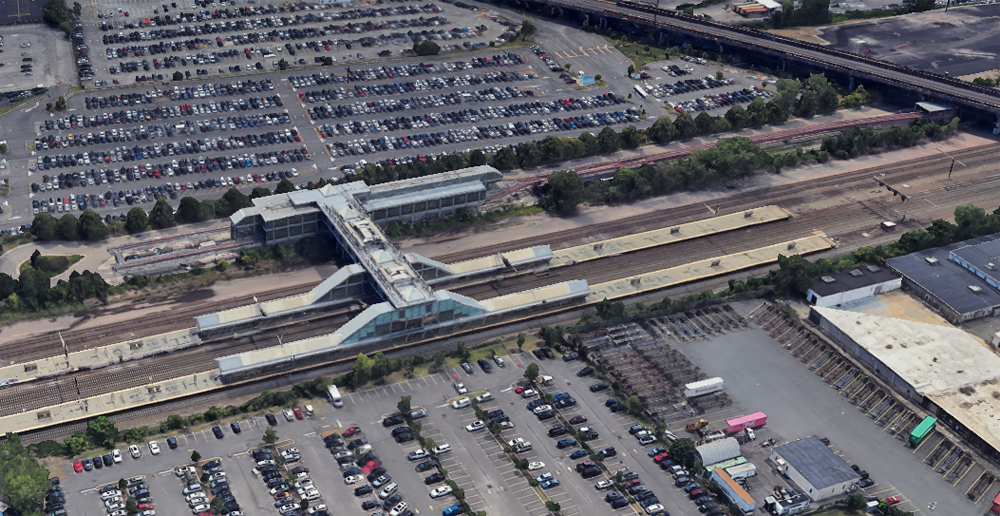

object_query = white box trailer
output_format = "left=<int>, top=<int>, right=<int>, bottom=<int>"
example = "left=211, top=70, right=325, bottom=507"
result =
left=327, top=385, right=343, bottom=408
left=725, top=462, right=757, bottom=480
left=684, top=377, right=724, bottom=398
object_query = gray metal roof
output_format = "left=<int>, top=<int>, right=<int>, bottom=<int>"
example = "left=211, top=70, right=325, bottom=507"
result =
left=808, top=265, right=899, bottom=297
left=950, top=239, right=1000, bottom=286
left=774, top=436, right=859, bottom=489
left=886, top=234, right=1000, bottom=316
left=696, top=437, right=742, bottom=466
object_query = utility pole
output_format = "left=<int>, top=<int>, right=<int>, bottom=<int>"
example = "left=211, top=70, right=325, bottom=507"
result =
left=937, top=147, right=966, bottom=179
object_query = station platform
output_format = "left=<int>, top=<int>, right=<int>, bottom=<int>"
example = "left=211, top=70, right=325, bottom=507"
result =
left=0, top=329, right=199, bottom=387
left=551, top=206, right=789, bottom=267
left=586, top=235, right=835, bottom=302
left=0, top=369, right=222, bottom=436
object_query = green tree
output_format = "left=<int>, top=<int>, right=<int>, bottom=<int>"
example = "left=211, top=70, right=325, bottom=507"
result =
left=31, top=213, right=58, bottom=241
left=597, top=126, right=621, bottom=154
left=56, top=213, right=81, bottom=241
left=491, top=146, right=519, bottom=170
left=646, top=115, right=676, bottom=144
left=173, top=71, right=184, bottom=81
left=275, top=179, right=296, bottom=194
left=626, top=395, right=643, bottom=416
left=278, top=58, right=288, bottom=70
left=85, top=416, right=119, bottom=449
left=176, top=196, right=203, bottom=223
left=119, top=478, right=128, bottom=491
left=210, top=496, right=225, bottom=514
left=523, top=363, right=539, bottom=383
left=694, top=112, right=717, bottom=135
left=64, top=433, right=90, bottom=456
left=0, top=432, right=51, bottom=516
left=468, top=149, right=487, bottom=166
left=215, top=259, right=229, bottom=272
left=518, top=20, right=536, bottom=38
left=219, top=188, right=252, bottom=217
left=413, top=40, right=441, bottom=56
left=715, top=70, right=724, bottom=80
left=672, top=112, right=696, bottom=139
left=456, top=342, right=471, bottom=362
left=433, top=350, right=447, bottom=369
left=516, top=333, right=526, bottom=351
left=541, top=170, right=585, bottom=215
left=845, top=493, right=866, bottom=511
left=263, top=427, right=279, bottom=445
left=0, top=142, right=7, bottom=154
left=126, top=497, right=138, bottom=513
left=79, top=209, right=109, bottom=240
left=250, top=187, right=273, bottom=199
left=300, top=499, right=310, bottom=511
left=166, top=414, right=186, bottom=430
left=627, top=64, right=635, bottom=76
left=191, top=450, right=202, bottom=463
left=323, top=57, right=333, bottom=66
left=352, top=352, right=374, bottom=387
left=620, top=126, right=642, bottom=149
left=30, top=249, right=41, bottom=269
left=124, top=207, right=148, bottom=233
left=149, top=198, right=176, bottom=229
left=398, top=395, right=412, bottom=416
left=669, top=438, right=697, bottom=467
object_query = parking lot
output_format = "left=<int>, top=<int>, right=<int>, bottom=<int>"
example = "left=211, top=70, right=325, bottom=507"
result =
left=0, top=26, right=76, bottom=92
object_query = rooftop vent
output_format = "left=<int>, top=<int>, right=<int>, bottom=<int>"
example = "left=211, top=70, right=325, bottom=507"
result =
left=925, top=257, right=940, bottom=265
left=865, top=265, right=882, bottom=273
left=820, top=276, right=836, bottom=283
left=968, top=285, right=984, bottom=294
left=849, top=269, right=863, bottom=277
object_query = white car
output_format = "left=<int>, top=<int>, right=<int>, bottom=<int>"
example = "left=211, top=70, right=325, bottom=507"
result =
left=451, top=397, right=470, bottom=409
left=433, top=443, right=451, bottom=455
left=148, top=441, right=160, bottom=455
left=269, top=487, right=289, bottom=496
left=493, top=355, right=505, bottom=367
left=109, top=511, right=127, bottom=516
left=278, top=504, right=296, bottom=514
left=307, top=505, right=327, bottom=515
left=474, top=392, right=493, bottom=403
left=521, top=389, right=537, bottom=399
left=129, top=445, right=141, bottom=459
left=507, top=437, right=525, bottom=447
left=645, top=505, right=665, bottom=515
left=209, top=472, right=227, bottom=482
left=532, top=405, right=552, bottom=415
left=101, top=491, right=122, bottom=500
left=453, top=381, right=467, bottom=394
left=430, top=486, right=453, bottom=498
left=303, top=490, right=322, bottom=501
left=379, top=483, right=398, bottom=499
left=187, top=497, right=209, bottom=507
left=106, top=503, right=125, bottom=512
left=595, top=480, right=615, bottom=490
left=344, top=475, right=364, bottom=485
left=111, top=449, right=123, bottom=463
left=500, top=421, right=516, bottom=430
left=527, top=462, right=546, bottom=471
left=184, top=492, right=206, bottom=501
left=389, top=502, right=409, bottom=516
left=295, top=479, right=314, bottom=489
left=257, top=460, right=277, bottom=467
left=465, top=420, right=485, bottom=432
left=176, top=466, right=196, bottom=477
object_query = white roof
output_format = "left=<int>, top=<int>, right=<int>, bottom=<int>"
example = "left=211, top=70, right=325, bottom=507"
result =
left=697, top=437, right=742, bottom=466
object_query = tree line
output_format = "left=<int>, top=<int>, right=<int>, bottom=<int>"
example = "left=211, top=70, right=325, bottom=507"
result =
left=540, top=117, right=956, bottom=215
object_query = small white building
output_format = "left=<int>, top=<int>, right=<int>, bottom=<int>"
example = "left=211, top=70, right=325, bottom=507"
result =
left=771, top=436, right=859, bottom=501
left=805, top=264, right=901, bottom=307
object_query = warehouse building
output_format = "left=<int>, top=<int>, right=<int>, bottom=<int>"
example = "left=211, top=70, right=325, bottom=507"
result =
left=810, top=306, right=1000, bottom=463
left=770, top=436, right=859, bottom=501
left=696, top=437, right=742, bottom=467
left=710, top=469, right=756, bottom=513
left=805, top=265, right=901, bottom=307
left=886, top=234, right=1000, bottom=323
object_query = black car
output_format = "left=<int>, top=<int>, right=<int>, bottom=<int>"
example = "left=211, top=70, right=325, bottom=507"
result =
left=362, top=500, right=381, bottom=510
left=536, top=410, right=555, bottom=420
left=415, top=460, right=438, bottom=472
left=366, top=467, right=387, bottom=482
left=166, top=436, right=178, bottom=449
left=202, top=459, right=221, bottom=470
left=577, top=367, right=594, bottom=377
left=589, top=382, right=609, bottom=392
left=230, top=422, right=242, bottom=434
left=212, top=426, right=224, bottom=438
left=382, top=415, right=404, bottom=427
left=621, top=471, right=639, bottom=482
left=323, top=434, right=344, bottom=444
left=601, top=447, right=617, bottom=457
left=700, top=502, right=719, bottom=513
left=355, top=484, right=373, bottom=496
left=424, top=472, right=446, bottom=485
left=562, top=352, right=579, bottom=361
left=395, top=433, right=415, bottom=443
left=91, top=456, right=103, bottom=469
left=532, top=349, right=547, bottom=360
left=526, top=399, right=546, bottom=411
left=266, top=413, right=278, bottom=426
left=477, top=359, right=492, bottom=373
left=348, top=437, right=368, bottom=450
left=391, top=427, right=412, bottom=438
left=381, top=494, right=402, bottom=511
left=342, top=467, right=362, bottom=478
left=548, top=426, right=569, bottom=437
left=627, top=486, right=647, bottom=496
left=102, top=454, right=113, bottom=467
left=636, top=491, right=656, bottom=502
left=605, top=492, right=624, bottom=503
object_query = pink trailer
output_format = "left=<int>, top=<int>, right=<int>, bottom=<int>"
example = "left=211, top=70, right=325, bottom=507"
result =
left=724, top=411, right=767, bottom=434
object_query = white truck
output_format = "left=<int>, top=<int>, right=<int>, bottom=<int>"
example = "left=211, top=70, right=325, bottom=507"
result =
left=327, top=385, right=343, bottom=408
left=684, top=377, right=724, bottom=398
left=725, top=462, right=757, bottom=480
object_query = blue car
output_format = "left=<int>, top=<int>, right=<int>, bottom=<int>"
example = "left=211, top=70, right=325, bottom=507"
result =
left=556, top=439, right=578, bottom=449
left=540, top=479, right=560, bottom=490
left=570, top=450, right=588, bottom=460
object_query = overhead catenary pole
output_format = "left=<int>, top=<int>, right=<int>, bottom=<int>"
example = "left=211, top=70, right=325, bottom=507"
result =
left=936, top=148, right=966, bottom=179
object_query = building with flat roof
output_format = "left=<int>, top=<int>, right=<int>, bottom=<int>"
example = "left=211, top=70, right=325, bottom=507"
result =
left=805, top=264, right=901, bottom=307
left=886, top=234, right=1000, bottom=323
left=810, top=306, right=1000, bottom=463
left=770, top=436, right=859, bottom=501
left=710, top=469, right=756, bottom=512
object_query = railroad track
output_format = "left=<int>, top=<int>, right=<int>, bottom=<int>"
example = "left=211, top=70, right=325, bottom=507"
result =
left=442, top=144, right=1000, bottom=263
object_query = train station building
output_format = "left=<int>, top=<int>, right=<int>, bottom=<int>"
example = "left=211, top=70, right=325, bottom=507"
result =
left=809, top=306, right=1000, bottom=463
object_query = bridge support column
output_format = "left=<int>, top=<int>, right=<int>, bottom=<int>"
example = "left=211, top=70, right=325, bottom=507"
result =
left=781, top=58, right=786, bottom=72
left=848, top=76, right=855, bottom=91
left=994, top=113, right=1000, bottom=135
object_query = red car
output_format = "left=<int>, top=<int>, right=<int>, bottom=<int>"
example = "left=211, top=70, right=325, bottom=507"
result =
left=73, top=461, right=83, bottom=473
left=885, top=496, right=901, bottom=505
left=138, top=503, right=154, bottom=510
left=344, top=426, right=361, bottom=437
left=623, top=479, right=641, bottom=488
left=568, top=415, right=588, bottom=425
left=653, top=453, right=670, bottom=464
left=292, top=407, right=303, bottom=420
